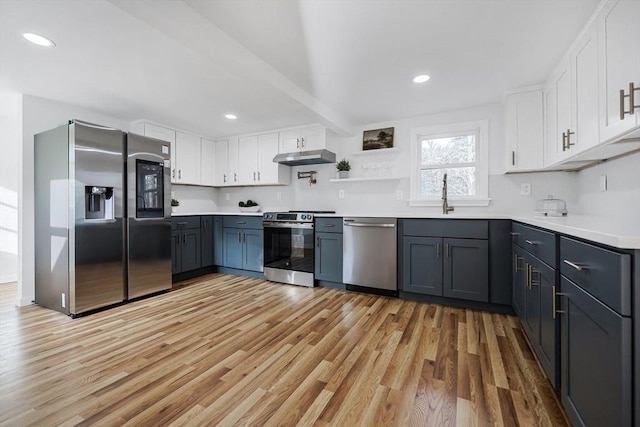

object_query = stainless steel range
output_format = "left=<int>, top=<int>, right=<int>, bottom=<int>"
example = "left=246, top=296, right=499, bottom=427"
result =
left=263, top=211, right=334, bottom=287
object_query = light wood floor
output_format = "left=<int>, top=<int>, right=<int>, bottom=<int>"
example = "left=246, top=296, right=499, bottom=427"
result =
left=0, top=274, right=568, bottom=426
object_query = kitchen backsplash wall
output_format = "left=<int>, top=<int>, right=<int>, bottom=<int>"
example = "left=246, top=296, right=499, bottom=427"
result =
left=172, top=185, right=219, bottom=213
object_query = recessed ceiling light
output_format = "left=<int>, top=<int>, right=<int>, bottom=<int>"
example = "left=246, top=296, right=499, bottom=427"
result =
left=225, top=114, right=237, bottom=120
left=23, top=33, right=56, bottom=47
left=412, top=74, right=430, bottom=83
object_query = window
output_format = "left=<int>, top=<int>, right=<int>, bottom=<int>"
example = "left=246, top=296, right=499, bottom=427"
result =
left=410, top=120, right=489, bottom=206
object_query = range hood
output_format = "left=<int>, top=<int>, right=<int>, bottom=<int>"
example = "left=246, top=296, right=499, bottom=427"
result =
left=273, top=149, right=336, bottom=166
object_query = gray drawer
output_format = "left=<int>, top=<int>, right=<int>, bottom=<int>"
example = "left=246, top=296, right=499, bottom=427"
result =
left=402, top=219, right=488, bottom=239
left=171, top=216, right=201, bottom=230
left=521, top=225, right=556, bottom=268
left=511, top=222, right=525, bottom=247
left=315, top=217, right=343, bottom=233
left=560, top=237, right=631, bottom=316
left=223, top=215, right=263, bottom=229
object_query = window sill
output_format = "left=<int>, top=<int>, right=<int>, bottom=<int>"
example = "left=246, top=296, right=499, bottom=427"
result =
left=408, top=198, right=492, bottom=207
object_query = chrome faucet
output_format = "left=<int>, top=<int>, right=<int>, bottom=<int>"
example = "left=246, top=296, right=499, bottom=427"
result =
left=442, top=173, right=454, bottom=215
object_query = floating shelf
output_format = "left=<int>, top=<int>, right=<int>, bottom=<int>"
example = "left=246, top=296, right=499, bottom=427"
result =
left=351, top=148, right=400, bottom=156
left=329, top=176, right=404, bottom=183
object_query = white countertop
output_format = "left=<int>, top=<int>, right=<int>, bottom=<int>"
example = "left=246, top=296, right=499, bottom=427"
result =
left=172, top=211, right=640, bottom=249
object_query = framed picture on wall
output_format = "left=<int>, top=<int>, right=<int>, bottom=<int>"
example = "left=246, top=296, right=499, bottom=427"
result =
left=363, top=127, right=394, bottom=150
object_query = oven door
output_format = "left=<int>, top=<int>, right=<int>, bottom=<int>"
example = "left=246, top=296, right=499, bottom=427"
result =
left=263, top=222, right=315, bottom=286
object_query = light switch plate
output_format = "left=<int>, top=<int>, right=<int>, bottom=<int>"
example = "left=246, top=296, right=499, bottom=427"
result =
left=225, top=193, right=230, bottom=201
left=599, top=174, right=607, bottom=192
left=277, top=191, right=283, bottom=201
left=520, top=183, right=531, bottom=196
left=338, top=189, right=345, bottom=199
left=396, top=190, right=403, bottom=200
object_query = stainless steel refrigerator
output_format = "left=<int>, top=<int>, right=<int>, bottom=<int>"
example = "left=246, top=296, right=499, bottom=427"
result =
left=34, top=120, right=171, bottom=316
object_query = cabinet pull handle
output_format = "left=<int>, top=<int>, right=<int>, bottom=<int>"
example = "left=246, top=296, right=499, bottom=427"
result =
left=301, top=137, right=305, bottom=148
left=253, top=171, right=256, bottom=181
left=223, top=173, right=227, bottom=183
left=526, top=263, right=531, bottom=289
left=565, top=129, right=575, bottom=149
left=234, top=173, right=237, bottom=182
left=172, top=169, right=175, bottom=179
left=296, top=138, right=300, bottom=149
left=530, top=267, right=539, bottom=287
left=323, top=224, right=335, bottom=228
left=178, top=169, right=182, bottom=179
left=511, top=151, right=515, bottom=166
left=203, top=221, right=207, bottom=231
left=257, top=171, right=261, bottom=181
left=563, top=259, right=588, bottom=271
left=513, top=253, right=522, bottom=274
left=620, top=82, right=640, bottom=120
left=525, top=239, right=539, bottom=246
left=553, top=285, right=568, bottom=318
left=561, top=131, right=567, bottom=151
left=237, top=221, right=246, bottom=224
left=446, top=243, right=450, bottom=258
left=183, top=234, right=186, bottom=244
left=237, top=232, right=241, bottom=242
left=510, top=232, right=520, bottom=236
left=436, top=243, right=441, bottom=259
left=316, top=237, right=320, bottom=248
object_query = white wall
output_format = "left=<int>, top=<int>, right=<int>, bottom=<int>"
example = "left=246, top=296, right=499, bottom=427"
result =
left=171, top=185, right=218, bottom=213
left=19, top=95, right=131, bottom=306
left=0, top=90, right=22, bottom=283
left=216, top=104, right=580, bottom=216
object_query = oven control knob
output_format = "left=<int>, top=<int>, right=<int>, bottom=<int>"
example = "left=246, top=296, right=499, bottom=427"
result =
left=301, top=214, right=307, bottom=220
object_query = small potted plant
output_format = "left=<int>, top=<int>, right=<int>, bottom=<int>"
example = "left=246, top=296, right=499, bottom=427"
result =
left=171, top=198, right=179, bottom=213
left=336, top=159, right=351, bottom=179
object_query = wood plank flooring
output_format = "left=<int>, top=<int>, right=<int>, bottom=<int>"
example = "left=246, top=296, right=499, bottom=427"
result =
left=0, top=274, right=569, bottom=426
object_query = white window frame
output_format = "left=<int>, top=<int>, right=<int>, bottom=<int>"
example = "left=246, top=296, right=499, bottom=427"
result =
left=409, top=120, right=490, bottom=207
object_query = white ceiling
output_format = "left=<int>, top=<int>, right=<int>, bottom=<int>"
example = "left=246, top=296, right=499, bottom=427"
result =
left=0, top=0, right=600, bottom=139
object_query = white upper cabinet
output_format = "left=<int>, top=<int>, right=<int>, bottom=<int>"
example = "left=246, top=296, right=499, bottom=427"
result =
left=598, top=0, right=640, bottom=141
left=504, top=88, right=544, bottom=172
left=279, top=126, right=326, bottom=152
left=238, top=135, right=259, bottom=185
left=214, top=139, right=230, bottom=186
left=200, top=138, right=216, bottom=187
left=544, top=59, right=573, bottom=166
left=174, top=131, right=201, bottom=185
left=258, top=132, right=290, bottom=185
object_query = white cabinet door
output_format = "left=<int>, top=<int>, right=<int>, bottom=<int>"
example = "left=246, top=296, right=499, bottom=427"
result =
left=257, top=132, right=280, bottom=184
left=228, top=137, right=239, bottom=185
left=545, top=61, right=572, bottom=166
left=279, top=129, right=301, bottom=153
left=571, top=22, right=600, bottom=155
left=504, top=89, right=544, bottom=172
left=200, top=138, right=216, bottom=187
left=238, top=135, right=259, bottom=185
left=299, top=126, right=326, bottom=151
left=143, top=123, right=177, bottom=182
left=598, top=0, right=640, bottom=141
left=214, top=140, right=229, bottom=186
left=175, top=132, right=201, bottom=185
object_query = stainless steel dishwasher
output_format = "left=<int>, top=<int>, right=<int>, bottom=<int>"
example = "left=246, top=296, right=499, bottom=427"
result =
left=343, top=217, right=397, bottom=291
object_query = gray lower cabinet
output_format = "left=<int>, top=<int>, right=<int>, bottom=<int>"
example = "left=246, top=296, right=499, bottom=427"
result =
left=315, top=231, right=343, bottom=283
left=402, top=235, right=488, bottom=302
left=213, top=216, right=224, bottom=266
left=222, top=226, right=263, bottom=272
left=559, top=236, right=633, bottom=427
left=171, top=217, right=202, bottom=274
left=201, top=216, right=214, bottom=268
left=512, top=222, right=559, bottom=389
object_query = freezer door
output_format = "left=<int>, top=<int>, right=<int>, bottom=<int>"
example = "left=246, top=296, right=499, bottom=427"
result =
left=72, top=121, right=126, bottom=314
left=126, top=133, right=172, bottom=299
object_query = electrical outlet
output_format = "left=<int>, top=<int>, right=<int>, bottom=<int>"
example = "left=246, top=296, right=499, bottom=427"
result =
left=61, top=293, right=65, bottom=308
left=225, top=193, right=230, bottom=201
left=599, top=174, right=607, bottom=192
left=520, top=183, right=531, bottom=196
left=338, top=189, right=345, bottom=199
left=277, top=191, right=283, bottom=201
left=396, top=190, right=403, bottom=200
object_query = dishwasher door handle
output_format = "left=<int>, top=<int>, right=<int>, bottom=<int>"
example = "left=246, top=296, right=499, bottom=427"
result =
left=343, top=222, right=396, bottom=228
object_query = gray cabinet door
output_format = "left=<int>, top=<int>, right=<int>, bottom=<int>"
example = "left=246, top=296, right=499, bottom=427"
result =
left=522, top=252, right=540, bottom=343
left=315, top=231, right=343, bottom=283
left=243, top=229, right=264, bottom=272
left=171, top=230, right=182, bottom=274
left=512, top=244, right=526, bottom=316
left=443, top=238, right=488, bottom=302
left=213, top=216, right=224, bottom=266
left=200, top=216, right=214, bottom=267
left=181, top=228, right=202, bottom=272
left=223, top=227, right=243, bottom=269
left=535, top=258, right=558, bottom=389
left=561, top=277, right=632, bottom=427
left=401, top=236, right=442, bottom=295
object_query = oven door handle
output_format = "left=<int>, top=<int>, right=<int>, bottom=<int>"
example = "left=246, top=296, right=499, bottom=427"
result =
left=263, top=222, right=314, bottom=229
